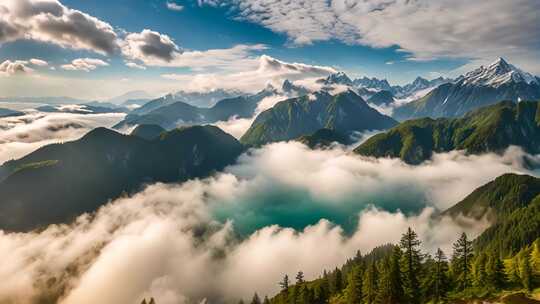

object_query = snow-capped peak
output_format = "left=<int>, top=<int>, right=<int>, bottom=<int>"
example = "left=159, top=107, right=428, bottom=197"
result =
left=459, top=57, right=538, bottom=88
left=324, top=72, right=353, bottom=86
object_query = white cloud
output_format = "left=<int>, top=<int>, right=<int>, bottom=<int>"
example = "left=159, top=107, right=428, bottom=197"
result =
left=122, top=29, right=267, bottom=71
left=0, top=60, right=33, bottom=75
left=122, top=29, right=181, bottom=63
left=1, top=140, right=531, bottom=303
left=200, top=0, right=540, bottom=73
left=0, top=0, right=119, bottom=55
left=163, top=55, right=336, bottom=92
left=61, top=58, right=109, bottom=72
left=166, top=1, right=184, bottom=11
left=1, top=114, right=538, bottom=303
left=125, top=62, right=147, bottom=70
left=214, top=94, right=289, bottom=138
left=0, top=112, right=125, bottom=163
left=29, top=58, right=48, bottom=66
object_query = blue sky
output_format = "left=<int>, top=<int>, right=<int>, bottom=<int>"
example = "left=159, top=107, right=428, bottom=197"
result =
left=0, top=0, right=538, bottom=99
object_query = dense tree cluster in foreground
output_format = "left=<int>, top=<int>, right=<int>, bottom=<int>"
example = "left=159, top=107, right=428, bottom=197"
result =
left=244, top=228, right=540, bottom=304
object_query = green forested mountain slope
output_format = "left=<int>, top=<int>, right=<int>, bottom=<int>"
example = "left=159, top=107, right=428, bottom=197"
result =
left=241, top=90, right=397, bottom=146
left=0, top=126, right=243, bottom=231
left=355, top=101, right=540, bottom=164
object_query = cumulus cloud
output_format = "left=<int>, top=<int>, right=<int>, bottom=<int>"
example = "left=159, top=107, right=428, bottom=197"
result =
left=0, top=0, right=119, bottom=55
left=0, top=60, right=33, bottom=75
left=0, top=112, right=125, bottom=163
left=199, top=0, right=540, bottom=72
left=122, top=29, right=181, bottom=63
left=61, top=58, right=109, bottom=72
left=166, top=1, right=184, bottom=11
left=164, top=55, right=336, bottom=92
left=124, top=33, right=266, bottom=71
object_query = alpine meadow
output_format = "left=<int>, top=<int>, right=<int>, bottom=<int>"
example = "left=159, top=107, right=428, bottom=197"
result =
left=1, top=1, right=540, bottom=304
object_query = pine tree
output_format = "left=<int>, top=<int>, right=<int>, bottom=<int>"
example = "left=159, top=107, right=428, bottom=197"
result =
left=148, top=298, right=155, bottom=304
left=332, top=268, right=343, bottom=294
left=375, top=257, right=393, bottom=304
left=505, top=256, right=521, bottom=285
left=362, top=263, right=378, bottom=304
left=389, top=246, right=404, bottom=302
left=472, top=252, right=488, bottom=288
left=486, top=251, right=505, bottom=289
left=279, top=275, right=290, bottom=292
left=296, top=271, right=305, bottom=285
left=399, top=227, right=423, bottom=304
left=263, top=296, right=270, bottom=304
left=519, top=251, right=533, bottom=291
left=279, top=275, right=290, bottom=304
left=251, top=293, right=261, bottom=304
left=530, top=239, right=540, bottom=279
left=452, top=232, right=473, bottom=290
left=433, top=248, right=449, bottom=302
left=345, top=264, right=363, bottom=304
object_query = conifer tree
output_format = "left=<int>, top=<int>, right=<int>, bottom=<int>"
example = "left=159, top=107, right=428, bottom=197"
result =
left=375, top=257, right=393, bottom=304
left=486, top=251, right=505, bottom=289
left=530, top=239, right=540, bottom=279
left=399, top=227, right=423, bottom=303
left=432, top=248, right=450, bottom=302
left=263, top=296, right=270, bottom=304
left=251, top=293, right=261, bottom=304
left=519, top=251, right=533, bottom=291
left=362, top=263, right=378, bottom=304
left=279, top=275, right=290, bottom=292
left=296, top=271, right=305, bottom=284
left=333, top=268, right=343, bottom=293
left=345, top=265, right=363, bottom=304
left=389, top=246, right=404, bottom=302
left=472, top=252, right=488, bottom=288
left=452, top=232, right=473, bottom=290
left=505, top=256, right=521, bottom=285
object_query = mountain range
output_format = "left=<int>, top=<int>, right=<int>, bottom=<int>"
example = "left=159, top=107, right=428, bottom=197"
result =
left=114, top=88, right=275, bottom=130
left=355, top=100, right=540, bottom=164
left=240, top=90, right=397, bottom=146
left=394, top=58, right=540, bottom=120
left=322, top=72, right=451, bottom=100
left=0, top=125, right=243, bottom=231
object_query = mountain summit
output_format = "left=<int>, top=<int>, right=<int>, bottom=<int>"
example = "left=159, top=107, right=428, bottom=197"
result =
left=240, top=90, right=397, bottom=146
left=457, top=57, right=538, bottom=88
left=394, top=58, right=540, bottom=120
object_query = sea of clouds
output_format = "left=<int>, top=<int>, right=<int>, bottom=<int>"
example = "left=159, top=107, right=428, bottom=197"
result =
left=0, top=111, right=125, bottom=163
left=0, top=110, right=538, bottom=304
